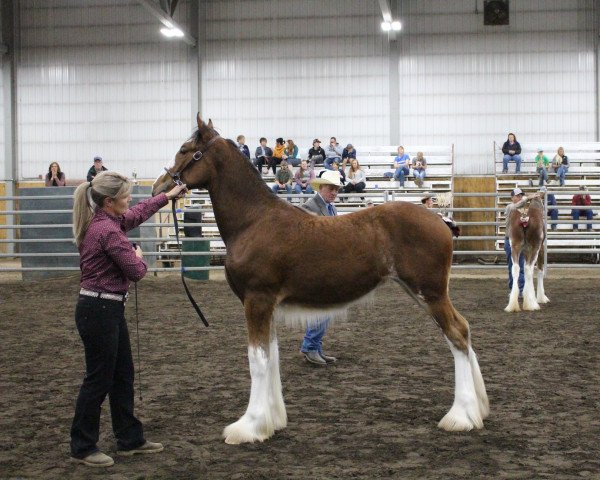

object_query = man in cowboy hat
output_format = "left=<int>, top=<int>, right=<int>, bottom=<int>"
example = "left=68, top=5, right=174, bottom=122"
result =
left=299, top=169, right=342, bottom=365
left=421, top=193, right=434, bottom=208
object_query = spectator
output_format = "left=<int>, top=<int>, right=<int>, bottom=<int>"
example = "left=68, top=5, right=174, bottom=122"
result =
left=341, top=143, right=357, bottom=171
left=254, top=137, right=273, bottom=176
left=571, top=185, right=593, bottom=232
left=412, top=152, right=427, bottom=188
left=308, top=139, right=325, bottom=168
left=237, top=135, right=250, bottom=159
left=86, top=156, right=108, bottom=182
left=284, top=139, right=300, bottom=167
left=331, top=160, right=346, bottom=186
left=45, top=162, right=66, bottom=187
left=504, top=187, right=529, bottom=295
left=392, top=146, right=411, bottom=187
left=551, top=146, right=569, bottom=186
left=421, top=193, right=434, bottom=208
left=293, top=159, right=315, bottom=195
left=501, top=133, right=522, bottom=174
left=324, top=137, right=343, bottom=170
left=271, top=161, right=293, bottom=200
left=535, top=148, right=550, bottom=186
left=270, top=137, right=286, bottom=175
left=342, top=159, right=366, bottom=198
left=541, top=186, right=559, bottom=231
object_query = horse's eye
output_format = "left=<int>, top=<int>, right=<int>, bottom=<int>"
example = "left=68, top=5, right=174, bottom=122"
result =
left=179, top=147, right=186, bottom=154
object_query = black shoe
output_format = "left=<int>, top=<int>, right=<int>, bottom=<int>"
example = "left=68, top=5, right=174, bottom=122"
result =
left=502, top=169, right=508, bottom=174
left=302, top=351, right=326, bottom=365
left=319, top=352, right=337, bottom=363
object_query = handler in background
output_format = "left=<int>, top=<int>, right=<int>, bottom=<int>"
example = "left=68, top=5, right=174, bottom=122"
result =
left=70, top=171, right=186, bottom=467
left=299, top=169, right=342, bottom=366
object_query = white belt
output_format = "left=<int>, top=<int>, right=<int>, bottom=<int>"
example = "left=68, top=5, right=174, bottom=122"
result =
left=80, top=288, right=127, bottom=302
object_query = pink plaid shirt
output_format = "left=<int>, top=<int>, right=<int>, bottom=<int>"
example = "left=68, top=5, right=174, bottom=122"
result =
left=79, top=193, right=168, bottom=294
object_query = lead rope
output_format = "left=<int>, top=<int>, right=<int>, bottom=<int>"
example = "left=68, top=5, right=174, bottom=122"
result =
left=134, top=281, right=142, bottom=401
left=172, top=199, right=210, bottom=327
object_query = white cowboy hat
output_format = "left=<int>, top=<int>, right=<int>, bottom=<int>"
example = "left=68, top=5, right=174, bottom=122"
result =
left=311, top=170, right=343, bottom=188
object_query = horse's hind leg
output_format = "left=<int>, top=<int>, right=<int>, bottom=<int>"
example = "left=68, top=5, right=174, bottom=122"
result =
left=505, top=242, right=522, bottom=312
left=428, top=295, right=489, bottom=431
left=522, top=255, right=540, bottom=311
left=536, top=245, right=549, bottom=304
left=223, top=294, right=285, bottom=444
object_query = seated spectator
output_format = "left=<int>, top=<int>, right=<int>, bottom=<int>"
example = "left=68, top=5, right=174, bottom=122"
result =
left=270, top=137, right=286, bottom=174
left=571, top=185, right=594, bottom=232
left=254, top=137, right=273, bottom=176
left=237, top=135, right=250, bottom=159
left=501, top=133, right=522, bottom=174
left=308, top=139, right=325, bottom=168
left=541, top=186, right=558, bottom=231
left=293, top=159, right=315, bottom=195
left=551, top=146, right=569, bottom=186
left=284, top=139, right=300, bottom=167
left=324, top=137, right=343, bottom=170
left=535, top=148, right=550, bottom=186
left=331, top=160, right=346, bottom=186
left=86, top=156, right=108, bottom=182
left=412, top=152, right=427, bottom=187
left=271, top=161, right=293, bottom=200
left=342, top=159, right=366, bottom=197
left=392, top=146, right=411, bottom=187
left=421, top=193, right=434, bottom=208
left=45, top=162, right=66, bottom=187
left=341, top=143, right=356, bottom=171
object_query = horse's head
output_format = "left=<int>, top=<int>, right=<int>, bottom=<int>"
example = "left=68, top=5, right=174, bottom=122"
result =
left=152, top=114, right=221, bottom=196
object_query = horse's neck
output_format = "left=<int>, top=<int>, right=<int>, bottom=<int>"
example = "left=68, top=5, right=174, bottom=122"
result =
left=207, top=146, right=277, bottom=243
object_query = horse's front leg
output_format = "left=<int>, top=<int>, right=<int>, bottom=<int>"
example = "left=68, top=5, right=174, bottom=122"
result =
left=223, top=294, right=285, bottom=444
left=536, top=267, right=549, bottom=304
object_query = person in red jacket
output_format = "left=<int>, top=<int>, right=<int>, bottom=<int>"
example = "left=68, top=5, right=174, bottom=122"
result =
left=571, top=185, right=594, bottom=231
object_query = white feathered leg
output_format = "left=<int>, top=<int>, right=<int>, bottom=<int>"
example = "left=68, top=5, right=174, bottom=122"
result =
left=536, top=268, right=549, bottom=304
left=268, top=338, right=287, bottom=431
left=468, top=346, right=489, bottom=419
left=522, top=264, right=540, bottom=311
left=505, top=262, right=521, bottom=312
left=438, top=338, right=484, bottom=431
left=223, top=346, right=275, bottom=444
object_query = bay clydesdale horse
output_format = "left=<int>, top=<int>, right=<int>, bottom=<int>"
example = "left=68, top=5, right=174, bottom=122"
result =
left=152, top=116, right=489, bottom=444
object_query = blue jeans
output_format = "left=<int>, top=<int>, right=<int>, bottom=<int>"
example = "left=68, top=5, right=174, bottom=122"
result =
left=324, top=157, right=341, bottom=170
left=394, top=166, right=410, bottom=186
left=294, top=184, right=313, bottom=194
left=271, top=184, right=292, bottom=201
left=414, top=169, right=426, bottom=182
left=301, top=318, right=331, bottom=353
left=556, top=165, right=568, bottom=186
left=572, top=209, right=593, bottom=230
left=503, top=154, right=522, bottom=173
left=537, top=167, right=548, bottom=186
left=504, top=238, right=524, bottom=292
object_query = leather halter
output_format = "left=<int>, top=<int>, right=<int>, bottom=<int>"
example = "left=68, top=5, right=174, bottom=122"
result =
left=163, top=134, right=221, bottom=186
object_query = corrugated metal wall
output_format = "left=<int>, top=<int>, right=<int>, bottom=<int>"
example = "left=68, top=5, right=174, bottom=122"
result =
left=394, top=0, right=597, bottom=174
left=201, top=0, right=389, bottom=152
left=17, top=0, right=192, bottom=180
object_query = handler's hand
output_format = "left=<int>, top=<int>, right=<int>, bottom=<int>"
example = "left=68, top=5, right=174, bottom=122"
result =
left=134, top=245, right=143, bottom=258
left=166, top=183, right=187, bottom=200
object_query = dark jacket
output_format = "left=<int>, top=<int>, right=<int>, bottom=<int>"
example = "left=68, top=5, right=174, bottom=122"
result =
left=239, top=144, right=250, bottom=159
left=301, top=193, right=336, bottom=217
left=86, top=165, right=108, bottom=182
left=255, top=145, right=273, bottom=159
left=502, top=141, right=522, bottom=156
left=308, top=147, right=325, bottom=161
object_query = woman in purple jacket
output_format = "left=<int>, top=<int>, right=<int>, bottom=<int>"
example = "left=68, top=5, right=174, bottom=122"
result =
left=70, top=171, right=186, bottom=467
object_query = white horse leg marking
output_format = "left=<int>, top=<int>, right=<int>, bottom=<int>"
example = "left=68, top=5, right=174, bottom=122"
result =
left=522, top=263, right=540, bottom=311
left=536, top=268, right=549, bottom=304
left=438, top=337, right=484, bottom=432
left=223, top=346, right=274, bottom=444
left=505, top=262, right=521, bottom=312
left=268, top=338, right=287, bottom=431
left=468, top=346, right=489, bottom=419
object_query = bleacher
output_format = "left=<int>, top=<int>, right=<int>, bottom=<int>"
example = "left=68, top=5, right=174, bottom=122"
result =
left=494, top=141, right=600, bottom=259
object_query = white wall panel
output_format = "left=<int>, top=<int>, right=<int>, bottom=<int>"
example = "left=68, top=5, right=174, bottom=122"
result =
left=395, top=0, right=597, bottom=174
left=18, top=0, right=192, bottom=180
left=200, top=0, right=389, bottom=154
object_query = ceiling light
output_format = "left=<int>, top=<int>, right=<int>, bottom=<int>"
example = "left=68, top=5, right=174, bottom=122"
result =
left=160, top=27, right=184, bottom=38
left=381, top=21, right=391, bottom=31
left=391, top=21, right=402, bottom=31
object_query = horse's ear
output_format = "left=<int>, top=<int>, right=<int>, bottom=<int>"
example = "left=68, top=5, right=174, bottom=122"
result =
left=196, top=112, right=202, bottom=129
left=207, top=118, right=213, bottom=129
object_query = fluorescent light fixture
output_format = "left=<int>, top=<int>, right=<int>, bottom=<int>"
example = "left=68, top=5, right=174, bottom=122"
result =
left=160, top=27, right=184, bottom=38
left=391, top=20, right=402, bottom=31
left=381, top=21, right=391, bottom=31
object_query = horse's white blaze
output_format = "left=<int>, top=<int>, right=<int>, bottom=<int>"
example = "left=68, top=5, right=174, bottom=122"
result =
left=505, top=262, right=521, bottom=312
left=468, top=346, right=489, bottom=419
left=522, top=264, right=540, bottom=310
left=223, top=346, right=274, bottom=444
left=274, top=291, right=376, bottom=328
left=536, top=269, right=549, bottom=304
left=438, top=338, right=483, bottom=432
left=268, top=338, right=287, bottom=431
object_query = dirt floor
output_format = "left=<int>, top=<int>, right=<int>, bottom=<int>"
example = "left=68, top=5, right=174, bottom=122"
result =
left=1, top=273, right=599, bottom=480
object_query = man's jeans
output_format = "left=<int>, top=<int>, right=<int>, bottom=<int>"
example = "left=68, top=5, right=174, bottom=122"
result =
left=70, top=296, right=144, bottom=458
left=504, top=238, right=525, bottom=292
left=503, top=154, right=522, bottom=173
left=394, top=166, right=410, bottom=186
left=324, top=157, right=341, bottom=170
left=301, top=318, right=331, bottom=353
left=572, top=209, right=593, bottom=230
left=556, top=165, right=568, bottom=186
left=294, top=184, right=313, bottom=194
left=537, top=167, right=548, bottom=186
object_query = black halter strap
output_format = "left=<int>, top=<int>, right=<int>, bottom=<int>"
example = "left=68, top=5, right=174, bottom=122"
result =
left=164, top=134, right=220, bottom=328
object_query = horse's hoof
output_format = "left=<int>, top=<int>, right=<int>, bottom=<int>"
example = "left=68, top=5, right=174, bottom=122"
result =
left=438, top=403, right=483, bottom=432
left=504, top=305, right=520, bottom=313
left=223, top=416, right=272, bottom=445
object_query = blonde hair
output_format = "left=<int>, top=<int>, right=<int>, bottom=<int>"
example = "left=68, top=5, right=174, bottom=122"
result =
left=72, top=171, right=132, bottom=246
